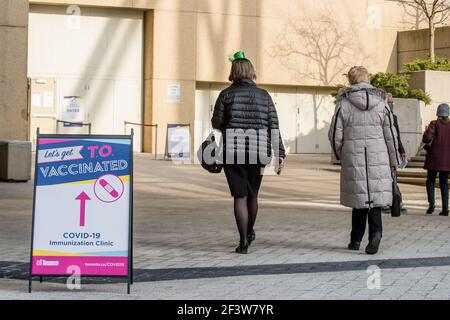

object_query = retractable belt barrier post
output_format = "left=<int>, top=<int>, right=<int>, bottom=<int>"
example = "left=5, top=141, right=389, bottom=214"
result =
left=124, top=121, right=158, bottom=160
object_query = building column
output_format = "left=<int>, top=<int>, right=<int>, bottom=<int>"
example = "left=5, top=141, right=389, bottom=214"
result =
left=143, top=10, right=154, bottom=153
left=143, top=9, right=197, bottom=156
left=0, top=0, right=29, bottom=140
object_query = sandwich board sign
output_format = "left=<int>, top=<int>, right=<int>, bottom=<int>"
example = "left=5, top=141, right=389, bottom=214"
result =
left=29, top=130, right=134, bottom=293
left=165, top=123, right=191, bottom=159
left=62, top=96, right=84, bottom=127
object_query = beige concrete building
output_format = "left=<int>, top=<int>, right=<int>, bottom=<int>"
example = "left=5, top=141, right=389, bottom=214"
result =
left=0, top=0, right=29, bottom=141
left=0, top=0, right=440, bottom=155
left=398, top=26, right=450, bottom=71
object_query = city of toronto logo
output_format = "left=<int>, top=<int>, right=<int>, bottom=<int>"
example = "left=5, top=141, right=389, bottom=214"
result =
left=36, top=259, right=59, bottom=267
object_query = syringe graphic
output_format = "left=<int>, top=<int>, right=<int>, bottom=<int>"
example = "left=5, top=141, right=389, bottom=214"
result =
left=99, top=178, right=119, bottom=198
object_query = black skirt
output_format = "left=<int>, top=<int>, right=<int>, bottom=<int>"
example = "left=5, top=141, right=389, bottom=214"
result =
left=224, top=164, right=265, bottom=198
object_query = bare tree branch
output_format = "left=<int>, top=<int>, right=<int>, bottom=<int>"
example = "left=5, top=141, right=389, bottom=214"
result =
left=397, top=0, right=428, bottom=29
left=395, top=0, right=450, bottom=61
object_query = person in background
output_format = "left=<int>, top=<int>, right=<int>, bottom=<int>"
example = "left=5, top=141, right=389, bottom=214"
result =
left=387, top=93, right=407, bottom=162
left=329, top=66, right=399, bottom=255
left=382, top=93, right=407, bottom=213
left=423, top=103, right=450, bottom=217
left=211, top=51, right=286, bottom=254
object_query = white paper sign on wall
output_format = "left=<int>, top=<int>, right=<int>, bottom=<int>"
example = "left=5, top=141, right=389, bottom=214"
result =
left=166, top=82, right=181, bottom=103
left=63, top=96, right=84, bottom=126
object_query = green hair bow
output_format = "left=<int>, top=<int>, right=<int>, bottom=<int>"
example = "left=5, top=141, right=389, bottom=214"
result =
left=229, top=51, right=248, bottom=63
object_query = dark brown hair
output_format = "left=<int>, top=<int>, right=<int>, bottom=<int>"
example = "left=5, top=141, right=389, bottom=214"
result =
left=228, top=59, right=256, bottom=82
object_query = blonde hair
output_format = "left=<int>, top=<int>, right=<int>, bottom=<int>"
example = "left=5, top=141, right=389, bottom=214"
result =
left=347, top=66, right=370, bottom=85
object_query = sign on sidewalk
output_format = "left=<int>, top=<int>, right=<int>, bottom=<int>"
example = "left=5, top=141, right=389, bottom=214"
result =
left=165, top=124, right=191, bottom=159
left=29, top=132, right=134, bottom=293
left=62, top=96, right=84, bottom=127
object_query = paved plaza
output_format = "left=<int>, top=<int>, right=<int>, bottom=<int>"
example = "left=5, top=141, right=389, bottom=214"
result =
left=1, top=154, right=450, bottom=299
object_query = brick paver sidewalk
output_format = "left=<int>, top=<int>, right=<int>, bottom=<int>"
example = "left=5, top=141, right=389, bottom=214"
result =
left=1, top=154, right=449, bottom=299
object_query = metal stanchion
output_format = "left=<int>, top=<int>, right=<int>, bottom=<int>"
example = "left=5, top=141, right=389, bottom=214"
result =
left=124, top=121, right=158, bottom=159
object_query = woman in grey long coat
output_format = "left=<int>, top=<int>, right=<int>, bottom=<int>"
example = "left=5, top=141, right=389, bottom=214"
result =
left=329, top=66, right=399, bottom=255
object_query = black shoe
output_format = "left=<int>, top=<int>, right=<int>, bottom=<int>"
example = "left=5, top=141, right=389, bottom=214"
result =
left=347, top=242, right=361, bottom=251
left=365, top=233, right=382, bottom=255
left=382, top=206, right=391, bottom=213
left=247, top=230, right=256, bottom=246
left=426, top=205, right=435, bottom=215
left=439, top=209, right=449, bottom=216
left=235, top=241, right=249, bottom=254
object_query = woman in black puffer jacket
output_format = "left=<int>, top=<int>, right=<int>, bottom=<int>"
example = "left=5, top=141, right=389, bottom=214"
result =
left=211, top=51, right=286, bottom=254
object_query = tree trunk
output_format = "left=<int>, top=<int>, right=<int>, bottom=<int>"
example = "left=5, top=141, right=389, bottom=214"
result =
left=429, top=18, right=435, bottom=62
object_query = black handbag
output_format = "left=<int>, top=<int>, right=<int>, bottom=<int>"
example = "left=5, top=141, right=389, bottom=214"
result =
left=391, top=171, right=402, bottom=217
left=197, top=132, right=223, bottom=174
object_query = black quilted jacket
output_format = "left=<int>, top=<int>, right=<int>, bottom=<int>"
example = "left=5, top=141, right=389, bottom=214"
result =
left=211, top=79, right=286, bottom=164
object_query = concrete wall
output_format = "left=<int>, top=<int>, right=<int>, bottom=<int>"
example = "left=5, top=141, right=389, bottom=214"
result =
left=145, top=8, right=197, bottom=154
left=24, top=0, right=433, bottom=155
left=27, top=5, right=144, bottom=150
left=396, top=71, right=450, bottom=157
left=195, top=0, right=411, bottom=86
left=409, top=71, right=450, bottom=106
left=394, top=98, right=425, bottom=159
left=408, top=70, right=450, bottom=137
left=144, top=0, right=418, bottom=154
left=398, top=26, right=450, bottom=71
left=0, top=0, right=29, bottom=141
left=29, top=0, right=196, bottom=10
left=29, top=0, right=418, bottom=84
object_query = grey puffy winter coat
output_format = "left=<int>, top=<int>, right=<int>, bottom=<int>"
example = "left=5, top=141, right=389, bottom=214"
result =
left=328, top=83, right=400, bottom=209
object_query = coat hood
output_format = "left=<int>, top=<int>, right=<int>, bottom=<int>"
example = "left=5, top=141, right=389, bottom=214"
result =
left=338, top=83, right=386, bottom=111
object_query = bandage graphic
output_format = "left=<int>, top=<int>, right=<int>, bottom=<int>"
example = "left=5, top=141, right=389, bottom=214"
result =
left=99, top=178, right=119, bottom=198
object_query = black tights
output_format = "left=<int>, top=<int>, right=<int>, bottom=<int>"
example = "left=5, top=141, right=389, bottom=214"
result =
left=234, top=195, right=258, bottom=242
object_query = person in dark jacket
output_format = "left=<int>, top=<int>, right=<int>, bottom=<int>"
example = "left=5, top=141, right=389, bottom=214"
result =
left=382, top=93, right=408, bottom=214
left=387, top=94, right=406, bottom=161
left=211, top=51, right=286, bottom=254
left=423, top=103, right=450, bottom=216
